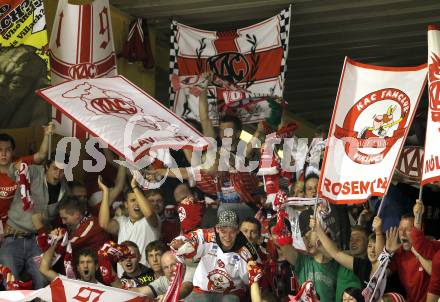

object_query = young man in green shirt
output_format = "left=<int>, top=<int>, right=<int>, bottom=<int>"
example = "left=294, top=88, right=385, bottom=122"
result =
left=275, top=214, right=339, bottom=302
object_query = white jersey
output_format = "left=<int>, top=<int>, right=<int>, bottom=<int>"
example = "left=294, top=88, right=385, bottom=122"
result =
left=179, top=228, right=259, bottom=294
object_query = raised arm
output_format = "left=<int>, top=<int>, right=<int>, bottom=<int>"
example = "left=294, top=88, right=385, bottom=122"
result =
left=413, top=199, right=424, bottom=231
left=198, top=84, right=216, bottom=139
left=108, top=162, right=127, bottom=203
left=385, top=227, right=401, bottom=254
left=412, top=247, right=432, bottom=275
left=311, top=216, right=354, bottom=271
left=131, top=175, right=158, bottom=228
left=98, top=176, right=119, bottom=235
left=39, top=244, right=58, bottom=282
left=372, top=216, right=385, bottom=256
left=39, top=229, right=63, bottom=282
left=247, top=261, right=263, bottom=302
left=33, top=122, right=54, bottom=164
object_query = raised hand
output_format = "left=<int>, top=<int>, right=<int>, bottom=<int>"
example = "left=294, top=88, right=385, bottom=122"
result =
left=97, top=175, right=108, bottom=192
left=169, top=239, right=185, bottom=251
left=43, top=122, right=54, bottom=136
left=247, top=261, right=263, bottom=285
left=413, top=199, right=424, bottom=228
left=372, top=216, right=383, bottom=233
left=385, top=227, right=400, bottom=254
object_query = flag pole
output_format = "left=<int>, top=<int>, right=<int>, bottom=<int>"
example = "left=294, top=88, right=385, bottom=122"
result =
left=415, top=185, right=424, bottom=226
left=48, top=133, right=52, bottom=160
left=376, top=196, right=385, bottom=216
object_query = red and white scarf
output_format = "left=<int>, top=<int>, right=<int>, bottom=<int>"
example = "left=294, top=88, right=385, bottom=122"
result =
left=36, top=228, right=75, bottom=279
left=289, top=280, right=320, bottom=302
left=17, top=162, right=33, bottom=211
left=161, top=256, right=186, bottom=302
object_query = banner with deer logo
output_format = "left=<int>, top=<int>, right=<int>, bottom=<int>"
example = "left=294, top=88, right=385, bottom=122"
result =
left=169, top=6, right=291, bottom=125
left=49, top=0, right=117, bottom=138
left=36, top=76, right=209, bottom=165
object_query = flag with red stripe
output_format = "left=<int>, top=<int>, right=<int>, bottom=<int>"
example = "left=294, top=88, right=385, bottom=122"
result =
left=49, top=0, right=117, bottom=139
left=24, top=276, right=151, bottom=302
left=422, top=25, right=440, bottom=185
left=169, top=6, right=291, bottom=125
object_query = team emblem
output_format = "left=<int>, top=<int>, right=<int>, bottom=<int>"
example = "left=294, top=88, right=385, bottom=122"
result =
left=334, top=88, right=410, bottom=165
left=207, top=269, right=234, bottom=293
left=396, top=146, right=424, bottom=183
left=178, top=206, right=186, bottom=222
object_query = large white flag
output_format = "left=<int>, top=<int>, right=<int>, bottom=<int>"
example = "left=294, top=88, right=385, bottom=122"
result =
left=49, top=0, right=117, bottom=138
left=422, top=25, right=440, bottom=185
left=318, top=58, right=427, bottom=204
left=36, top=76, right=209, bottom=166
left=24, top=277, right=148, bottom=302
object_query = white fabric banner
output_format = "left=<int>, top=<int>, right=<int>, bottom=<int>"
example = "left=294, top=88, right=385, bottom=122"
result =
left=422, top=25, right=440, bottom=185
left=49, top=0, right=117, bottom=138
left=37, top=76, right=209, bottom=165
left=25, top=277, right=147, bottom=302
left=318, top=57, right=427, bottom=204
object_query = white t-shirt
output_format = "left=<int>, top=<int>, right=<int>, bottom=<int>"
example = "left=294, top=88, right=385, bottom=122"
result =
left=148, top=265, right=195, bottom=297
left=115, top=215, right=159, bottom=276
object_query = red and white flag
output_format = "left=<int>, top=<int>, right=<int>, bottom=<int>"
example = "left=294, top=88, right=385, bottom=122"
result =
left=319, top=58, right=427, bottom=204
left=422, top=25, right=440, bottom=185
left=49, top=0, right=117, bottom=138
left=169, top=6, right=291, bottom=125
left=24, top=277, right=150, bottom=302
left=36, top=76, right=209, bottom=166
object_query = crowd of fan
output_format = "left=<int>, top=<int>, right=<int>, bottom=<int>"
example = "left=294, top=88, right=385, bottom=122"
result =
left=0, top=87, right=439, bottom=302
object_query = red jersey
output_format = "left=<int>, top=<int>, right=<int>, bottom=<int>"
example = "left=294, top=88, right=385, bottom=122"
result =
left=410, top=227, right=440, bottom=259
left=389, top=247, right=430, bottom=302
left=429, top=250, right=440, bottom=296
left=195, top=170, right=258, bottom=204
left=69, top=215, right=110, bottom=263
left=0, top=155, right=34, bottom=224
